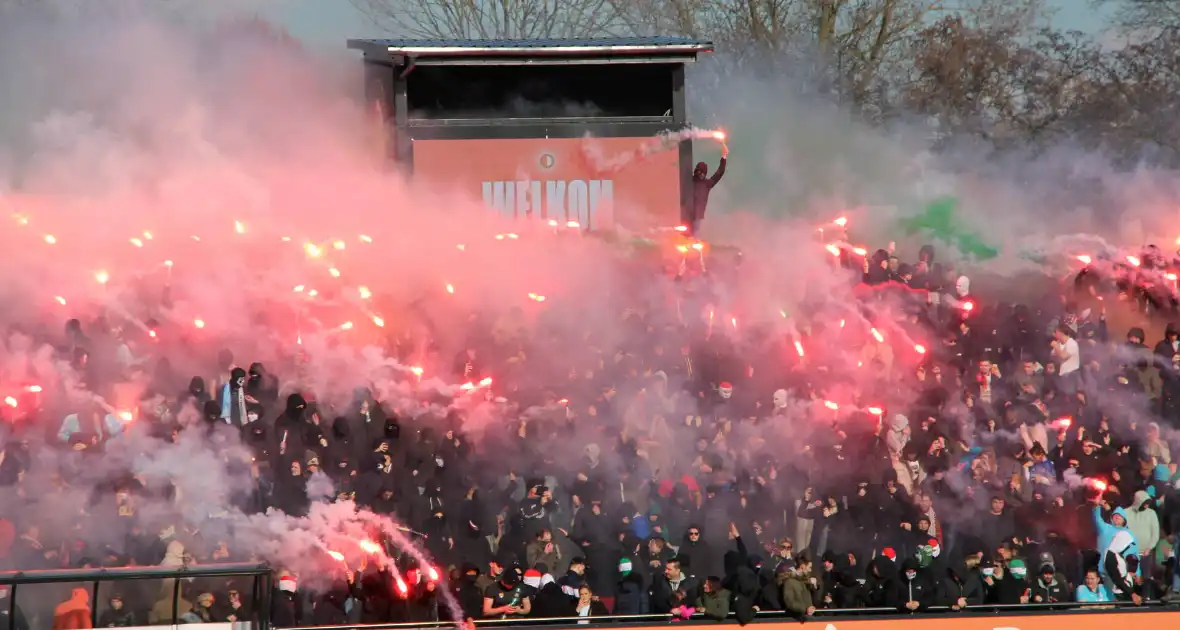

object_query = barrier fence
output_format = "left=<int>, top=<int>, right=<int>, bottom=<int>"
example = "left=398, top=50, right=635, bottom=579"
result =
left=287, top=601, right=1178, bottom=630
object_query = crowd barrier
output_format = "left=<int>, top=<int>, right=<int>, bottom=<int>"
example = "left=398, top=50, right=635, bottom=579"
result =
left=287, top=602, right=1179, bottom=630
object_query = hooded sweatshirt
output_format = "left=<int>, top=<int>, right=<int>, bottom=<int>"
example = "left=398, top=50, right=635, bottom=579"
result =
left=53, top=588, right=92, bottom=630
left=220, top=367, right=249, bottom=425
left=895, top=558, right=935, bottom=611
left=1093, top=505, right=1139, bottom=574
left=1104, top=530, right=1140, bottom=595
left=886, top=415, right=909, bottom=459
left=1125, top=491, right=1160, bottom=554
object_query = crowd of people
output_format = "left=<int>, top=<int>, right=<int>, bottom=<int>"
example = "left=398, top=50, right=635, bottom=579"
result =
left=0, top=234, right=1179, bottom=629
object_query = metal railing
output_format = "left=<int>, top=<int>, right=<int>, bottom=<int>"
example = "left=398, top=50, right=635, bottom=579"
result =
left=284, top=599, right=1177, bottom=629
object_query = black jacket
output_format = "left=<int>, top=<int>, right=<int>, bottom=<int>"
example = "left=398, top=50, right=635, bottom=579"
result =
left=688, top=159, right=727, bottom=220
left=649, top=571, right=700, bottom=614
left=614, top=572, right=649, bottom=615
left=894, top=561, right=936, bottom=611
left=1031, top=575, right=1070, bottom=603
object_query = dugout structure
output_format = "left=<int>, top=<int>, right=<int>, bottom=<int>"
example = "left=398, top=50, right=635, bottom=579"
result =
left=347, top=37, right=714, bottom=230
left=0, top=562, right=273, bottom=629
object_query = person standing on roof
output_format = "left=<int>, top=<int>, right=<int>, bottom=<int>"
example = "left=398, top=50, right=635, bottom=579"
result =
left=687, top=143, right=727, bottom=236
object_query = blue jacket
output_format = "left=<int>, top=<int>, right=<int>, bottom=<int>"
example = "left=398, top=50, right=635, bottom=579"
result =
left=1093, top=506, right=1139, bottom=574
left=1075, top=583, right=1113, bottom=602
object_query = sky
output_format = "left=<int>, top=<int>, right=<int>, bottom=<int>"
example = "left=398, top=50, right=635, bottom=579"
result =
left=267, top=0, right=1111, bottom=50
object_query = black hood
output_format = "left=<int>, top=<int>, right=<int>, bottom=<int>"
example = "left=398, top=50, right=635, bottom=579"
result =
left=188, top=376, right=206, bottom=396
left=248, top=362, right=266, bottom=380
left=230, top=367, right=247, bottom=388
left=332, top=416, right=351, bottom=440
left=202, top=400, right=221, bottom=424
left=284, top=393, right=307, bottom=418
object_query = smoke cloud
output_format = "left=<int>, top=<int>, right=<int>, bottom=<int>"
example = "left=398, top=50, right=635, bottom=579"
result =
left=0, top=1, right=1175, bottom=624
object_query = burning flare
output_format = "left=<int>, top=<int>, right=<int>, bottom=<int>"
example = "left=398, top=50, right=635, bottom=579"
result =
left=358, top=539, right=382, bottom=555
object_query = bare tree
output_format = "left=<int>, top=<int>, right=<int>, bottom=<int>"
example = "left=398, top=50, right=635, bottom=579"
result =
left=349, top=0, right=624, bottom=39
left=1095, top=0, right=1180, bottom=37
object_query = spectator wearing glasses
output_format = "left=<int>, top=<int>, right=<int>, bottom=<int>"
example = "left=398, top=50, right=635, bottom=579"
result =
left=772, top=539, right=795, bottom=572
left=678, top=526, right=718, bottom=580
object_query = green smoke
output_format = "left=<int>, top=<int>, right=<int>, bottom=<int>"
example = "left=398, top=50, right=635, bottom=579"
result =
left=896, top=196, right=999, bottom=261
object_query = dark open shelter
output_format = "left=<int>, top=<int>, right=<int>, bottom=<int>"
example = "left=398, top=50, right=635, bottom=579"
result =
left=347, top=37, right=713, bottom=212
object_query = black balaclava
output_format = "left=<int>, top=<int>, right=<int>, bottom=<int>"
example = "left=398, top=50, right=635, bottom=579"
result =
left=332, top=416, right=351, bottom=441
left=202, top=400, right=221, bottom=426
left=284, top=393, right=307, bottom=419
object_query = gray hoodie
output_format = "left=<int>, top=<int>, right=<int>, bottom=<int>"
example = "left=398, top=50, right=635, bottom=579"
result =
left=1125, top=491, right=1160, bottom=554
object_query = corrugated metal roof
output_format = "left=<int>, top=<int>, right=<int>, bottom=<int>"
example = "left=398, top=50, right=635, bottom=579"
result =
left=347, top=37, right=713, bottom=57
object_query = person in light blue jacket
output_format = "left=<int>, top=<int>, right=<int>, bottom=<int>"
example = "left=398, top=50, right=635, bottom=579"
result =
left=58, top=408, right=124, bottom=444
left=1075, top=568, right=1114, bottom=603
left=1093, top=504, right=1138, bottom=575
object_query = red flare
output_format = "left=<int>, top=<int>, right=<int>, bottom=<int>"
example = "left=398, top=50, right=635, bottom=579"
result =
left=914, top=344, right=927, bottom=354
left=1076, top=254, right=1092, bottom=265
left=427, top=566, right=439, bottom=582
left=794, top=341, right=805, bottom=357
left=1126, top=255, right=1141, bottom=267
left=1056, top=416, right=1072, bottom=428
left=326, top=550, right=345, bottom=562
left=870, top=328, right=885, bottom=343
left=1089, top=479, right=1107, bottom=492
left=834, top=217, right=848, bottom=227
left=823, top=401, right=839, bottom=411
left=395, top=578, right=408, bottom=596
left=674, top=225, right=688, bottom=232
left=478, top=377, right=493, bottom=387
left=961, top=301, right=974, bottom=312
left=867, top=406, right=884, bottom=415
